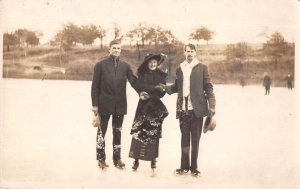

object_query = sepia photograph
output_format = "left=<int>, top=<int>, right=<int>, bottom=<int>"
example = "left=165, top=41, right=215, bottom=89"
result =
left=1, top=0, right=299, bottom=188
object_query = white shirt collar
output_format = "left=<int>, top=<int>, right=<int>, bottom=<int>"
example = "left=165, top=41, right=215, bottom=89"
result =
left=181, top=58, right=199, bottom=69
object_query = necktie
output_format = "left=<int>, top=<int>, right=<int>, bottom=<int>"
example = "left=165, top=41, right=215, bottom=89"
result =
left=114, top=59, right=117, bottom=68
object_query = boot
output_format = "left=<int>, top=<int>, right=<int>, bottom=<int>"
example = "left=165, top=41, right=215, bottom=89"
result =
left=132, top=159, right=139, bottom=170
left=114, top=160, right=125, bottom=169
left=98, top=160, right=109, bottom=169
left=174, top=168, right=189, bottom=175
left=151, top=159, right=156, bottom=169
left=191, top=170, right=201, bottom=177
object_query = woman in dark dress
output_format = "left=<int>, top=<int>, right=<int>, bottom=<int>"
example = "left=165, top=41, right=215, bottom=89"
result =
left=129, top=53, right=168, bottom=171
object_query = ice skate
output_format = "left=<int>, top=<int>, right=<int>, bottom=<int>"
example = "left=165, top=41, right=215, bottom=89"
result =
left=191, top=170, right=201, bottom=177
left=150, top=168, right=156, bottom=177
left=151, top=160, right=156, bottom=169
left=132, top=159, right=139, bottom=171
left=98, top=160, right=109, bottom=170
left=174, top=168, right=189, bottom=175
left=114, top=160, right=126, bottom=169
left=150, top=160, right=157, bottom=177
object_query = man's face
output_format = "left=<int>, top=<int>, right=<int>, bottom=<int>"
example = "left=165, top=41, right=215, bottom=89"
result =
left=184, top=46, right=196, bottom=62
left=109, top=44, right=121, bottom=57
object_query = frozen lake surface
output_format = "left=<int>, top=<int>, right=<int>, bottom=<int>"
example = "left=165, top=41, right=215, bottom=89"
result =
left=0, top=79, right=299, bottom=189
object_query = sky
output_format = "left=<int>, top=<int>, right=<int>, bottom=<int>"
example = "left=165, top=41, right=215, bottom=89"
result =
left=0, top=0, right=299, bottom=44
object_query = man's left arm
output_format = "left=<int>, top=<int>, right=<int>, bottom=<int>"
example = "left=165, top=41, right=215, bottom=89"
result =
left=203, top=65, right=216, bottom=116
left=126, top=64, right=138, bottom=92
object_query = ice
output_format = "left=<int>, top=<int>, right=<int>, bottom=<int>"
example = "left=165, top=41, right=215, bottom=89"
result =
left=0, top=79, right=299, bottom=189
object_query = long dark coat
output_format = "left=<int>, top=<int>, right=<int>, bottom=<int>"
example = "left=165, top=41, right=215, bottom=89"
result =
left=167, top=63, right=215, bottom=119
left=130, top=69, right=168, bottom=144
left=263, top=75, right=272, bottom=87
left=91, top=56, right=137, bottom=115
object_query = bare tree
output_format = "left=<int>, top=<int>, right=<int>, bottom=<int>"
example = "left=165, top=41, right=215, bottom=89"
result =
left=12, top=29, right=41, bottom=55
left=262, top=32, right=288, bottom=69
left=112, top=23, right=122, bottom=40
left=190, top=26, right=215, bottom=46
left=3, top=32, right=18, bottom=51
left=145, top=24, right=164, bottom=47
left=158, top=29, right=176, bottom=53
left=126, top=26, right=144, bottom=60
left=52, top=23, right=78, bottom=51
left=137, top=22, right=148, bottom=46
left=145, top=26, right=156, bottom=45
left=79, top=24, right=99, bottom=46
left=225, top=42, right=252, bottom=77
left=97, top=25, right=106, bottom=48
left=126, top=30, right=135, bottom=46
left=226, top=42, right=252, bottom=63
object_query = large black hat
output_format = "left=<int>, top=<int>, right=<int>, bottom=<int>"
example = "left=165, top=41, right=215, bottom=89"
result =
left=138, top=53, right=167, bottom=74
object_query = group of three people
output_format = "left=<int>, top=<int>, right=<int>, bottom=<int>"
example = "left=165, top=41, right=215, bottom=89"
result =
left=91, top=39, right=216, bottom=176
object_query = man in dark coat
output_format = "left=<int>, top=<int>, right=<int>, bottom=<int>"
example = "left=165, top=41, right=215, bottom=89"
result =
left=159, top=43, right=216, bottom=177
left=263, top=72, right=272, bottom=95
left=91, top=39, right=137, bottom=169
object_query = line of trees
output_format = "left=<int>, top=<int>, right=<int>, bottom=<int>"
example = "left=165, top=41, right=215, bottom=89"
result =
left=3, top=23, right=294, bottom=68
left=1, top=23, right=179, bottom=51
left=215, top=32, right=294, bottom=81
left=50, top=23, right=106, bottom=51
left=126, top=23, right=177, bottom=47
left=126, top=23, right=178, bottom=59
left=49, top=22, right=178, bottom=52
left=224, top=32, right=294, bottom=68
left=3, top=29, right=41, bottom=51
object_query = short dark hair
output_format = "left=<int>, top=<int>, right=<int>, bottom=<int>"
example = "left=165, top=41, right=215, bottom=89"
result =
left=109, top=39, right=121, bottom=47
left=183, top=43, right=196, bottom=51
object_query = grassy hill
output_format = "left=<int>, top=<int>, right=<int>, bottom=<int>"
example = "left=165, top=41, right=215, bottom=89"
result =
left=2, top=44, right=294, bottom=87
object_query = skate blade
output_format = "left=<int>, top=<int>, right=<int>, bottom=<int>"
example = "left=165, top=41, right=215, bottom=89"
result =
left=115, top=165, right=126, bottom=170
left=150, top=168, right=156, bottom=177
left=191, top=172, right=201, bottom=178
left=174, top=171, right=189, bottom=176
left=99, top=166, right=108, bottom=171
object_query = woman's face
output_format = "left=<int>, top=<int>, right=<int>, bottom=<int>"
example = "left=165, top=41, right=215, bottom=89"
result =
left=148, top=59, right=158, bottom=71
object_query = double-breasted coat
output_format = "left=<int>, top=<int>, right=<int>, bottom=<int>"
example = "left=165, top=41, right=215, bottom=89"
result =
left=91, top=56, right=137, bottom=115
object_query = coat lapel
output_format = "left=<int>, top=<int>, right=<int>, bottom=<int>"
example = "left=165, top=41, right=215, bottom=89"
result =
left=105, top=60, right=117, bottom=82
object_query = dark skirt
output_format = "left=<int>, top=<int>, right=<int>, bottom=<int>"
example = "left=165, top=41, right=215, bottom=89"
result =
left=129, top=137, right=159, bottom=161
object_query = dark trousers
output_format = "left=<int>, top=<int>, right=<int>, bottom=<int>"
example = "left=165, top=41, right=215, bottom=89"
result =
left=287, top=82, right=292, bottom=90
left=265, top=85, right=270, bottom=95
left=96, top=114, right=124, bottom=161
left=179, top=110, right=203, bottom=171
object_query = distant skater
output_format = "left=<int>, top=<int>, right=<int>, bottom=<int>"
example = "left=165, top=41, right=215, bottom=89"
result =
left=263, top=72, right=272, bottom=95
left=285, top=74, right=293, bottom=90
left=42, top=74, right=46, bottom=81
left=240, top=77, right=245, bottom=88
